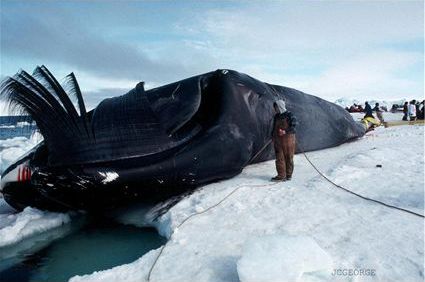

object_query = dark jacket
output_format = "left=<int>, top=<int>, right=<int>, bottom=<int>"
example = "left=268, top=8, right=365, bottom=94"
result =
left=364, top=103, right=373, bottom=118
left=272, top=111, right=297, bottom=137
left=403, top=104, right=408, bottom=114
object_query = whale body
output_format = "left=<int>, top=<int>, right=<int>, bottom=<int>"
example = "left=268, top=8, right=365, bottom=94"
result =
left=0, top=67, right=365, bottom=211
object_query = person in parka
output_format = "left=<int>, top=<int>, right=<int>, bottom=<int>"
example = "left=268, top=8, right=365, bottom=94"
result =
left=402, top=102, right=408, bottom=121
left=373, top=103, right=385, bottom=123
left=271, top=100, right=297, bottom=182
left=364, top=101, right=374, bottom=118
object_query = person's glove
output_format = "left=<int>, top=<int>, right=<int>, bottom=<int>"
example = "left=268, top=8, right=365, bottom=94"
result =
left=278, top=129, right=286, bottom=136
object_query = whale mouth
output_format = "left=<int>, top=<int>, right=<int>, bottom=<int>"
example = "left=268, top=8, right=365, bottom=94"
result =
left=86, top=74, right=216, bottom=164
left=0, top=67, right=220, bottom=167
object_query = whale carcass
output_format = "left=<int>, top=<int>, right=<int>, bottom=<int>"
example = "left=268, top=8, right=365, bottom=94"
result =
left=0, top=67, right=365, bottom=211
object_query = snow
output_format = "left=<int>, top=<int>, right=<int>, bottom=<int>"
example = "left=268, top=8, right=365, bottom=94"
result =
left=236, top=235, right=333, bottom=282
left=71, top=123, right=424, bottom=282
left=0, top=132, right=68, bottom=249
left=0, top=132, right=43, bottom=174
left=0, top=137, right=32, bottom=174
left=0, top=125, right=16, bottom=129
left=0, top=200, right=71, bottom=247
left=334, top=97, right=362, bottom=108
left=0, top=121, right=35, bottom=128
left=16, top=121, right=32, bottom=127
left=334, top=98, right=407, bottom=110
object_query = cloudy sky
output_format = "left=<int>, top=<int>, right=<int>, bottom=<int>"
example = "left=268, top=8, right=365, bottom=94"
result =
left=1, top=0, right=423, bottom=114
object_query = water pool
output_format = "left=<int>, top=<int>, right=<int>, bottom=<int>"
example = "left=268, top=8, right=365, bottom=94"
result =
left=0, top=216, right=165, bottom=282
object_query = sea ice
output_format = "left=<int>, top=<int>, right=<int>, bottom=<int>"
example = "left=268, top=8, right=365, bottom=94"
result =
left=237, top=234, right=333, bottom=282
left=0, top=202, right=70, bottom=247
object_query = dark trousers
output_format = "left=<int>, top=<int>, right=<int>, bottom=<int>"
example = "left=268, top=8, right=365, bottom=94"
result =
left=402, top=114, right=408, bottom=121
left=273, top=134, right=296, bottom=178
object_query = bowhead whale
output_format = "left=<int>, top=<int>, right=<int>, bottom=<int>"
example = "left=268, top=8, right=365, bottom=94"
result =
left=0, top=66, right=365, bottom=211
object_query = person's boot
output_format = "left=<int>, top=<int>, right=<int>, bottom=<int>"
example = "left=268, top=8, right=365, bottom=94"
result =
left=271, top=176, right=286, bottom=182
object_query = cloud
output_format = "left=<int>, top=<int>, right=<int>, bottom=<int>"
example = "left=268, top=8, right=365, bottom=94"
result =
left=83, top=88, right=130, bottom=110
left=176, top=2, right=424, bottom=101
left=0, top=4, right=190, bottom=84
left=194, top=1, right=423, bottom=53
left=283, top=51, right=424, bottom=101
left=0, top=1, right=423, bottom=103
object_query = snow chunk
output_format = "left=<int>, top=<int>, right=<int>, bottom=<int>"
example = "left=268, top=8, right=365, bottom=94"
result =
left=0, top=206, right=70, bottom=247
left=237, top=235, right=333, bottom=282
left=0, top=125, right=16, bottom=129
left=0, top=133, right=43, bottom=174
left=16, top=121, right=32, bottom=127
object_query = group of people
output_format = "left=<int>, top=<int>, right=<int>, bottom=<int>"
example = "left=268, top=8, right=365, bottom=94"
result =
left=402, top=100, right=424, bottom=121
left=357, top=102, right=383, bottom=132
left=363, top=102, right=385, bottom=123
left=364, top=99, right=425, bottom=123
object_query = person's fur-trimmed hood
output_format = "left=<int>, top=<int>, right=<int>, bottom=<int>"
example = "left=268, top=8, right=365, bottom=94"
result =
left=274, top=99, right=287, bottom=113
